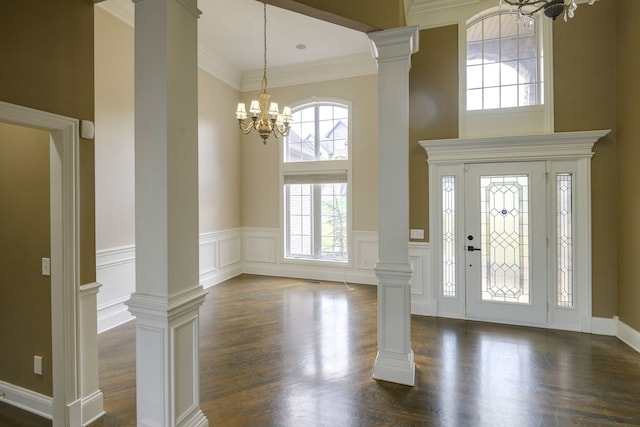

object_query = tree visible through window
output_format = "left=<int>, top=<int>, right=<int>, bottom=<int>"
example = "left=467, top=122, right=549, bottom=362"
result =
left=283, top=101, right=350, bottom=262
left=467, top=12, right=542, bottom=110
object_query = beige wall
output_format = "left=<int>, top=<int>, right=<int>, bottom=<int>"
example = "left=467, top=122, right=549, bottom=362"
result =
left=616, top=0, right=640, bottom=331
left=95, top=7, right=135, bottom=250
left=198, top=68, right=242, bottom=233
left=95, top=8, right=243, bottom=250
left=0, top=123, right=53, bottom=396
left=0, top=0, right=94, bottom=395
left=240, top=75, right=379, bottom=231
left=553, top=0, right=618, bottom=319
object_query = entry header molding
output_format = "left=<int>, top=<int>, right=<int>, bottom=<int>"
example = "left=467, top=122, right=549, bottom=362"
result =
left=420, top=130, right=611, bottom=164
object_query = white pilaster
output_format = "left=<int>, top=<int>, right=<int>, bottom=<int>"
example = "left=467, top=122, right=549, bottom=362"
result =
left=368, top=26, right=420, bottom=386
left=78, top=282, right=104, bottom=426
left=130, top=0, right=208, bottom=425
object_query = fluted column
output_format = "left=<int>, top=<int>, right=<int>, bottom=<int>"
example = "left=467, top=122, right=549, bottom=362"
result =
left=368, top=26, right=419, bottom=386
left=127, top=0, right=208, bottom=425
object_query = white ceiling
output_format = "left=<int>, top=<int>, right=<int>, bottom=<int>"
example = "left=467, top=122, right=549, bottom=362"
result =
left=197, top=0, right=372, bottom=72
left=98, top=0, right=486, bottom=88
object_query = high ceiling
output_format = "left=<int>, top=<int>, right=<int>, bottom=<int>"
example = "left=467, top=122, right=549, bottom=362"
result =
left=101, top=0, right=373, bottom=73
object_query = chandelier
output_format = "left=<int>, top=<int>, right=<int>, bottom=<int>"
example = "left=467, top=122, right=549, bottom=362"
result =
left=501, top=0, right=596, bottom=21
left=235, top=2, right=292, bottom=143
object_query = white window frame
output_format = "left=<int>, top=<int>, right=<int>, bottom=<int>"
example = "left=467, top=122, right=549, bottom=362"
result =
left=279, top=97, right=353, bottom=266
left=459, top=3, right=554, bottom=138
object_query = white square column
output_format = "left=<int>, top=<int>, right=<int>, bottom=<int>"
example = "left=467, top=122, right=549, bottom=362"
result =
left=127, top=0, right=208, bottom=426
left=368, top=26, right=420, bottom=386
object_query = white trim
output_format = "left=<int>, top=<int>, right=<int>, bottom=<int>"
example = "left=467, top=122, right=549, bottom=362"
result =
left=0, top=381, right=53, bottom=420
left=96, top=245, right=136, bottom=333
left=421, top=131, right=610, bottom=332
left=0, top=101, right=83, bottom=426
left=422, top=131, right=609, bottom=164
left=97, top=230, right=243, bottom=332
left=616, top=317, right=640, bottom=354
left=592, top=317, right=616, bottom=336
left=200, top=229, right=243, bottom=287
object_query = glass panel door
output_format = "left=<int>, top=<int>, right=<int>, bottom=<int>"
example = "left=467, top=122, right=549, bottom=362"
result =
left=465, top=162, right=547, bottom=325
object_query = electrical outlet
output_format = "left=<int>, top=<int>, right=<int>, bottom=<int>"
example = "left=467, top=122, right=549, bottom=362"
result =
left=41, top=258, right=50, bottom=277
left=34, top=356, right=43, bottom=375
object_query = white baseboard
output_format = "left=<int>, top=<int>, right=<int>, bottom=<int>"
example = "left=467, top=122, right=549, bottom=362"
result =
left=616, top=316, right=640, bottom=353
left=591, top=316, right=616, bottom=336
left=81, top=390, right=105, bottom=426
left=97, top=298, right=134, bottom=334
left=0, top=380, right=52, bottom=420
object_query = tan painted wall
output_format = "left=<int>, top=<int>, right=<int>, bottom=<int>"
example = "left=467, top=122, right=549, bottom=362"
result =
left=0, top=0, right=95, bottom=284
left=409, top=26, right=460, bottom=242
left=267, top=0, right=404, bottom=31
left=0, top=123, right=53, bottom=395
left=0, top=0, right=94, bottom=396
left=198, top=68, right=242, bottom=232
left=553, top=0, right=617, bottom=319
left=616, top=0, right=640, bottom=331
left=240, top=75, right=379, bottom=231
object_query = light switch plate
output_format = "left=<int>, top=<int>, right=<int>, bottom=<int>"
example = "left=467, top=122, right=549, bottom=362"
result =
left=34, top=356, right=43, bottom=375
left=410, top=229, right=424, bottom=239
left=41, top=258, right=50, bottom=276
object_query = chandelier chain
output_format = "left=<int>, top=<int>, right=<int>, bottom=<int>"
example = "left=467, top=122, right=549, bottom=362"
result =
left=261, top=2, right=268, bottom=94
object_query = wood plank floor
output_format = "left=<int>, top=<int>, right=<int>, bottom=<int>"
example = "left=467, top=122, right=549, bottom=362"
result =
left=3, top=274, right=640, bottom=426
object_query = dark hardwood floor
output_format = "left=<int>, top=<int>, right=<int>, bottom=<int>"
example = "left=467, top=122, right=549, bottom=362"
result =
left=3, top=274, right=640, bottom=426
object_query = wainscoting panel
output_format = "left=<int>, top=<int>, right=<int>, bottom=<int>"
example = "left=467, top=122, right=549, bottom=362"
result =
left=243, top=228, right=278, bottom=263
left=96, top=245, right=136, bottom=333
left=409, top=242, right=434, bottom=316
left=96, top=229, right=242, bottom=333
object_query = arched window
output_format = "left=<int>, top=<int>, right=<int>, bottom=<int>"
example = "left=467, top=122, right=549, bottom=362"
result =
left=466, top=11, right=542, bottom=111
left=281, top=99, right=351, bottom=262
left=459, top=6, right=553, bottom=137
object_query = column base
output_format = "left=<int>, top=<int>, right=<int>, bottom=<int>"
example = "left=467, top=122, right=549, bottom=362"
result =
left=373, top=349, right=416, bottom=386
left=178, top=408, right=209, bottom=427
left=126, top=286, right=208, bottom=427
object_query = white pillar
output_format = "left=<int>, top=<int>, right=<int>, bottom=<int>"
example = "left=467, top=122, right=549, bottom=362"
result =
left=368, top=26, right=419, bottom=386
left=79, top=282, right=105, bottom=426
left=127, top=0, right=208, bottom=426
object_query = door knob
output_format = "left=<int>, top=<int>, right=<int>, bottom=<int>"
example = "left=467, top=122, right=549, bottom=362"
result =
left=467, top=245, right=481, bottom=252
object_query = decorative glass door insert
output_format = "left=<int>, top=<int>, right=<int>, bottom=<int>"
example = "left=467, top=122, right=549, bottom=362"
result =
left=479, top=174, right=530, bottom=304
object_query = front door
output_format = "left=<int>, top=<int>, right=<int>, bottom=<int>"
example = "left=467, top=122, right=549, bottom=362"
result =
left=464, top=162, right=547, bottom=325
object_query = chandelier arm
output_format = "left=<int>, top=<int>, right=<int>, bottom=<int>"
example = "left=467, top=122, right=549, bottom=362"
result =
left=502, top=0, right=565, bottom=16
left=238, top=119, right=257, bottom=134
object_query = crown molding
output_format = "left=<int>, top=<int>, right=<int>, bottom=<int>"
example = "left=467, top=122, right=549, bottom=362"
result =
left=239, top=52, right=377, bottom=92
left=97, top=0, right=134, bottom=27
left=198, top=47, right=243, bottom=90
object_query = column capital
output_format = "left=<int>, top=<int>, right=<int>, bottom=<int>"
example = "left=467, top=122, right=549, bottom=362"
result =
left=368, top=25, right=419, bottom=64
left=127, top=285, right=207, bottom=322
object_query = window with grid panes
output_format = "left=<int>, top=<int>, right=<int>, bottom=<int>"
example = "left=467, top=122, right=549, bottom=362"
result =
left=283, top=100, right=351, bottom=262
left=466, top=12, right=542, bottom=111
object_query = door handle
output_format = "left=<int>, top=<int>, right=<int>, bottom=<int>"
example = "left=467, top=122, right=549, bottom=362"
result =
left=467, top=245, right=481, bottom=252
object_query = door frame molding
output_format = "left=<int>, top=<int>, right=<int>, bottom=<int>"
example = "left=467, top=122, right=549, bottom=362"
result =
left=0, top=101, right=83, bottom=425
left=420, top=130, right=610, bottom=332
